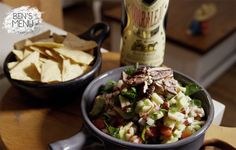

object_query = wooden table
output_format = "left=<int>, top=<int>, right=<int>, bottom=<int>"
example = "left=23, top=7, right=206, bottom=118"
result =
left=167, top=0, right=236, bottom=54
left=0, top=52, right=235, bottom=150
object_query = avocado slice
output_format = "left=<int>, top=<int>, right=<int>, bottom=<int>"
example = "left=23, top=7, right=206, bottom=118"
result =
left=90, top=96, right=105, bottom=117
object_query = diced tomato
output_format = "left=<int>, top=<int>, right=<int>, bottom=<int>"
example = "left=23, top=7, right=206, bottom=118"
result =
left=93, top=118, right=105, bottom=130
left=181, top=128, right=192, bottom=139
left=160, top=126, right=172, bottom=137
left=146, top=126, right=158, bottom=138
left=162, top=102, right=170, bottom=109
left=183, top=120, right=189, bottom=126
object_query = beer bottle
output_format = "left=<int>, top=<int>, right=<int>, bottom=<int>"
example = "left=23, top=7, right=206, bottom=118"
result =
left=120, top=0, right=169, bottom=66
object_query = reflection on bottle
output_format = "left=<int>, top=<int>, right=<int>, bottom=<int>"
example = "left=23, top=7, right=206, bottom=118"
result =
left=120, top=0, right=169, bottom=66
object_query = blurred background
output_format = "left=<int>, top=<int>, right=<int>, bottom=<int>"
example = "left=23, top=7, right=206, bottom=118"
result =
left=1, top=0, right=236, bottom=127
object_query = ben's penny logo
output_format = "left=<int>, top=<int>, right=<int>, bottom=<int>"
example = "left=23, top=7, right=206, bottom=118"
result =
left=3, top=6, right=43, bottom=34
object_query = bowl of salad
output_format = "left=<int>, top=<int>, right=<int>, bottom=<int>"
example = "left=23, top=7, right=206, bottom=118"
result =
left=50, top=66, right=214, bottom=150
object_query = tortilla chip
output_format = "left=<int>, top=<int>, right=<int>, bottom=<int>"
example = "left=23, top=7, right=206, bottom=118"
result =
left=30, top=41, right=64, bottom=49
left=81, top=65, right=92, bottom=73
left=10, top=70, right=34, bottom=81
left=10, top=51, right=39, bottom=72
left=53, top=47, right=94, bottom=65
left=39, top=57, right=47, bottom=63
left=41, top=60, right=61, bottom=83
left=24, top=63, right=41, bottom=81
left=45, top=49, right=62, bottom=62
left=53, top=33, right=65, bottom=43
left=38, top=38, right=54, bottom=42
left=29, top=30, right=51, bottom=42
left=10, top=30, right=95, bottom=83
left=25, top=39, right=32, bottom=46
left=14, top=39, right=31, bottom=50
left=12, top=50, right=24, bottom=60
left=63, top=33, right=97, bottom=51
left=10, top=51, right=40, bottom=81
left=23, top=49, right=33, bottom=58
left=14, top=31, right=51, bottom=50
left=59, top=54, right=66, bottom=59
left=34, top=62, right=41, bottom=74
left=8, top=61, right=18, bottom=70
left=45, top=49, right=54, bottom=57
left=62, top=59, right=83, bottom=81
left=14, top=40, right=27, bottom=50
left=29, top=46, right=48, bottom=57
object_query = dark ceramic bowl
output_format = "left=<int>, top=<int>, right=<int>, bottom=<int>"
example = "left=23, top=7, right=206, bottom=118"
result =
left=50, top=66, right=214, bottom=150
left=3, top=23, right=110, bottom=103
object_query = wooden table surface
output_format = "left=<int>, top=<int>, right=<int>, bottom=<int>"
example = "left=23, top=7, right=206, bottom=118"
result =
left=167, top=0, right=236, bottom=54
left=0, top=52, right=235, bottom=150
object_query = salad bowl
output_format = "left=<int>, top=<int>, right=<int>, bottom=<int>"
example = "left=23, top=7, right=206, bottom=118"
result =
left=50, top=66, right=214, bottom=150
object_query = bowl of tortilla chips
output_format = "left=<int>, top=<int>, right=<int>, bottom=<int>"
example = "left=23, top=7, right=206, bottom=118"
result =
left=3, top=23, right=110, bottom=103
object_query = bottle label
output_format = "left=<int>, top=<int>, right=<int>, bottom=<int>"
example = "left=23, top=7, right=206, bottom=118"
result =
left=121, top=0, right=169, bottom=66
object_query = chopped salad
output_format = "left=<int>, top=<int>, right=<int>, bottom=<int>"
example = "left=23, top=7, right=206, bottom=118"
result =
left=89, top=66, right=205, bottom=144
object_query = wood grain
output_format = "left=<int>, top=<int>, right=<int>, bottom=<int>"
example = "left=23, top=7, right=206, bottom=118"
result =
left=101, top=52, right=120, bottom=73
left=0, top=87, right=83, bottom=150
left=205, top=125, right=236, bottom=149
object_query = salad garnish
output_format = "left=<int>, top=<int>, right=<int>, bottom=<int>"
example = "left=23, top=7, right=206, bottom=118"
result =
left=90, top=66, right=205, bottom=144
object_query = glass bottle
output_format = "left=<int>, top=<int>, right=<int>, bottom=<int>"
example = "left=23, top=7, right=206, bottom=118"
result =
left=120, top=0, right=169, bottom=66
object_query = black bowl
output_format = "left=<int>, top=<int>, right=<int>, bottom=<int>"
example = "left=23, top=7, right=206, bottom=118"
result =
left=50, top=66, right=214, bottom=150
left=3, top=23, right=110, bottom=104
left=80, top=66, right=214, bottom=150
